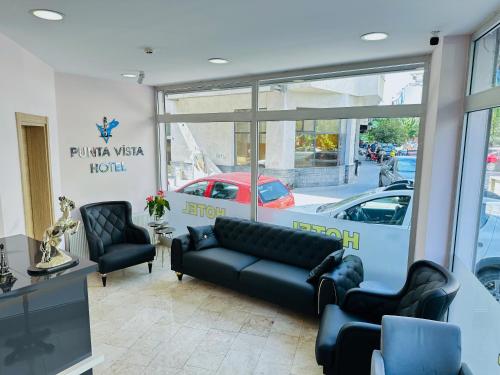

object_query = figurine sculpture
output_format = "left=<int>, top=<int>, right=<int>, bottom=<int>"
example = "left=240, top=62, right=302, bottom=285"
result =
left=37, top=196, right=80, bottom=269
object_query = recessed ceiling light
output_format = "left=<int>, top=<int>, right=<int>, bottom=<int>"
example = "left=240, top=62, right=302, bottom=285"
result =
left=31, top=9, right=64, bottom=21
left=121, top=73, right=137, bottom=78
left=361, top=32, right=388, bottom=41
left=208, top=58, right=229, bottom=64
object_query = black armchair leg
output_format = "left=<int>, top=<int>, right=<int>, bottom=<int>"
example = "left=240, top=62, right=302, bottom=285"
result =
left=148, top=261, right=153, bottom=274
left=176, top=272, right=183, bottom=281
left=101, top=274, right=107, bottom=287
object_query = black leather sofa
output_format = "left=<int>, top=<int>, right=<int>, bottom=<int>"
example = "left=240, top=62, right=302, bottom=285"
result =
left=171, top=216, right=363, bottom=315
left=80, top=201, right=156, bottom=286
left=315, top=260, right=460, bottom=375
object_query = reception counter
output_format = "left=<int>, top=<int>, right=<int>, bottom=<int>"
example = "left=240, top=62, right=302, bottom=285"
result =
left=0, top=235, right=97, bottom=375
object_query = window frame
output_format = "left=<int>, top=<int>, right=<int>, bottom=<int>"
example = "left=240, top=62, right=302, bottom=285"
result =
left=295, top=120, right=340, bottom=167
left=451, top=18, right=500, bottom=274
left=155, top=55, right=430, bottom=267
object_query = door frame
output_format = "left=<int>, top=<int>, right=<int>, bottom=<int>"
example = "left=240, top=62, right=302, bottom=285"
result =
left=16, top=112, right=54, bottom=238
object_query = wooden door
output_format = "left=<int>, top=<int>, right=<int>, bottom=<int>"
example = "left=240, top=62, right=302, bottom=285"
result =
left=16, top=113, right=54, bottom=240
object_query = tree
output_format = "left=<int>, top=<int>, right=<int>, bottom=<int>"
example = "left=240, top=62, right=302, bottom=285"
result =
left=366, top=118, right=420, bottom=145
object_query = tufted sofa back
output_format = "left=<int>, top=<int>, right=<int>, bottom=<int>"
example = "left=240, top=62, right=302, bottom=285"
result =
left=213, top=216, right=342, bottom=270
left=80, top=201, right=131, bottom=247
left=395, top=260, right=460, bottom=320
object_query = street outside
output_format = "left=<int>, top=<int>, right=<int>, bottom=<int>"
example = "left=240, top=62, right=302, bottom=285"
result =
left=291, top=160, right=381, bottom=210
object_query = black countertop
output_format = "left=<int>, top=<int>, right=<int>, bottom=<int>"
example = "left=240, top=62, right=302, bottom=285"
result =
left=0, top=234, right=97, bottom=298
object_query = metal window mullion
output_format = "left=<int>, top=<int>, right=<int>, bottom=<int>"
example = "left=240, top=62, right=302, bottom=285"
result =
left=255, top=104, right=423, bottom=122
left=250, top=82, right=258, bottom=221
left=465, top=86, right=500, bottom=112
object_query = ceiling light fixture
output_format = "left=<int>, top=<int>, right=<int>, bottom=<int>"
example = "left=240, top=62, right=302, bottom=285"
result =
left=31, top=9, right=64, bottom=21
left=121, top=73, right=137, bottom=78
left=208, top=58, right=229, bottom=64
left=360, top=32, right=388, bottom=41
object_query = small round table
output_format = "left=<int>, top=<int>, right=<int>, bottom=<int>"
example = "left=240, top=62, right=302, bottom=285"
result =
left=154, top=226, right=176, bottom=267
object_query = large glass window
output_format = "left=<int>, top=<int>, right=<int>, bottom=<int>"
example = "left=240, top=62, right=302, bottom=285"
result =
left=257, top=117, right=420, bottom=289
left=165, top=87, right=252, bottom=114
left=258, top=68, right=424, bottom=111
left=470, top=24, right=500, bottom=94
left=295, top=120, right=339, bottom=167
left=157, top=60, right=427, bottom=290
left=235, top=121, right=266, bottom=166
left=450, top=108, right=500, bottom=375
left=449, top=22, right=500, bottom=374
left=164, top=122, right=252, bottom=227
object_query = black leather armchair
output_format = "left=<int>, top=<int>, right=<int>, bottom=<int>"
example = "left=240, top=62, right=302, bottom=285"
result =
left=315, top=260, right=460, bottom=375
left=80, top=201, right=155, bottom=286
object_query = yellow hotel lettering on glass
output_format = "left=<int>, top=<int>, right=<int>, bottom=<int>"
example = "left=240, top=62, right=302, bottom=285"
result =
left=182, top=202, right=226, bottom=219
left=292, top=221, right=360, bottom=250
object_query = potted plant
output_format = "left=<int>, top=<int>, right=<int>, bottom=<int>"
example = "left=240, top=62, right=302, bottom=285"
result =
left=145, top=190, right=170, bottom=224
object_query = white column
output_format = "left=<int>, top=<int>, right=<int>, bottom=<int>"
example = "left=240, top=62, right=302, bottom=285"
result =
left=411, top=35, right=470, bottom=266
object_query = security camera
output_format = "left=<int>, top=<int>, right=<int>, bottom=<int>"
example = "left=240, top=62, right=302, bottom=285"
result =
left=430, top=31, right=440, bottom=46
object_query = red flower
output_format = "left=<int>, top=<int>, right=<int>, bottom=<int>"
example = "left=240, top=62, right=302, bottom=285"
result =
left=146, top=196, right=153, bottom=202
left=157, top=190, right=164, bottom=197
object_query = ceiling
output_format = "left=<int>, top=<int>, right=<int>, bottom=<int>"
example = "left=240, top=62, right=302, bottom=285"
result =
left=0, top=0, right=498, bottom=86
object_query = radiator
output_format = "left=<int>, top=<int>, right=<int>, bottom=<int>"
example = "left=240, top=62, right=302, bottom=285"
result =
left=67, top=213, right=152, bottom=260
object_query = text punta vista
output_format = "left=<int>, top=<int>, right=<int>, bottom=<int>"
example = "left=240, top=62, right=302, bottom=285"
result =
left=70, top=146, right=144, bottom=158
left=69, top=146, right=144, bottom=174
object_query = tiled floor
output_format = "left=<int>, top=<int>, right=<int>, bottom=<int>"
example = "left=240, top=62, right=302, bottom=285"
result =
left=88, top=257, right=323, bottom=375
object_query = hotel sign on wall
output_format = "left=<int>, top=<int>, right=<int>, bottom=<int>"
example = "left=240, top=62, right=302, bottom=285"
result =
left=69, top=117, right=144, bottom=174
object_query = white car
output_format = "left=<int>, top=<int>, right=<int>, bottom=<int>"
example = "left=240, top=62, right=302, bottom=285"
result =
left=315, top=183, right=500, bottom=300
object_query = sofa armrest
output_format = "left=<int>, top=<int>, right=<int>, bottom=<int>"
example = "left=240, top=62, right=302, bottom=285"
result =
left=342, top=288, right=400, bottom=323
left=125, top=224, right=151, bottom=244
left=334, top=322, right=381, bottom=375
left=317, top=255, right=364, bottom=315
left=171, top=234, right=192, bottom=272
left=85, top=231, right=104, bottom=263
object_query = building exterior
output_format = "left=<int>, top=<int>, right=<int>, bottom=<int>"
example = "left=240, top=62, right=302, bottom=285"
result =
left=167, top=76, right=385, bottom=187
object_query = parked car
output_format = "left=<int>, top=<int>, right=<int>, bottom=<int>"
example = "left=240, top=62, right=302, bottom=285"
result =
left=379, top=156, right=417, bottom=187
left=486, top=151, right=499, bottom=171
left=175, top=172, right=295, bottom=209
left=315, top=184, right=500, bottom=301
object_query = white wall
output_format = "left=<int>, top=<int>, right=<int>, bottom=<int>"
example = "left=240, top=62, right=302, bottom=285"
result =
left=55, top=73, right=156, bottom=214
left=0, top=32, right=62, bottom=237
left=413, top=35, right=469, bottom=265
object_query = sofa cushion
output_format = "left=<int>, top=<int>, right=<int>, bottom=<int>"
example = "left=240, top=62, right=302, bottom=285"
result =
left=187, top=225, right=219, bottom=250
left=315, top=304, right=366, bottom=368
left=100, top=243, right=155, bottom=273
left=307, top=249, right=345, bottom=286
left=214, top=216, right=342, bottom=270
left=183, top=247, right=258, bottom=285
left=239, top=259, right=315, bottom=313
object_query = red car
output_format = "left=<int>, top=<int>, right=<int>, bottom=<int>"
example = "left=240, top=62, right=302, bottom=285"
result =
left=175, top=172, right=295, bottom=209
left=487, top=152, right=498, bottom=164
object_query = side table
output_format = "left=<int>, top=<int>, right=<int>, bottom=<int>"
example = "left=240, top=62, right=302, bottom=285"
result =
left=155, top=226, right=176, bottom=267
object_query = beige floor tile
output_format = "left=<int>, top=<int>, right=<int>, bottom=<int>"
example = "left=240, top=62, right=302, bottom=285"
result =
left=88, top=255, right=320, bottom=375
left=231, top=333, right=267, bottom=355
left=254, top=360, right=292, bottom=375
left=259, top=333, right=299, bottom=366
left=186, top=350, right=226, bottom=371
left=217, top=350, right=260, bottom=375
left=195, top=329, right=236, bottom=356
left=185, top=308, right=222, bottom=330
left=212, top=310, right=250, bottom=332
left=240, top=313, right=274, bottom=337
left=107, top=361, right=146, bottom=374
left=182, top=365, right=217, bottom=375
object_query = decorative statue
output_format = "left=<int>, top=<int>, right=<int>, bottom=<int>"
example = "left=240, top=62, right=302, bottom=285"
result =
left=37, top=196, right=80, bottom=269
